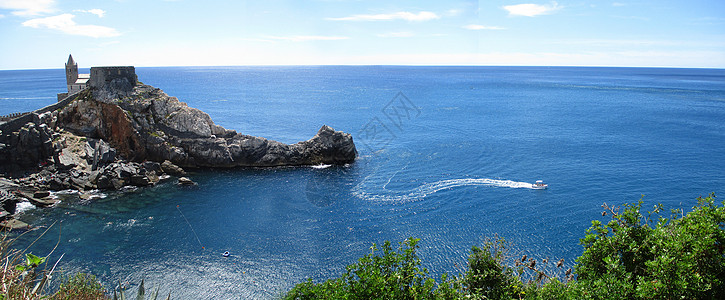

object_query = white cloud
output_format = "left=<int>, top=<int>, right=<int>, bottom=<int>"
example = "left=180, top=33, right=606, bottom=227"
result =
left=463, top=24, right=505, bottom=30
left=503, top=2, right=561, bottom=17
left=265, top=35, right=349, bottom=42
left=75, top=9, right=106, bottom=18
left=22, top=14, right=121, bottom=38
left=327, top=11, right=440, bottom=22
left=377, top=31, right=415, bottom=38
left=612, top=2, right=627, bottom=7
left=0, top=0, right=55, bottom=16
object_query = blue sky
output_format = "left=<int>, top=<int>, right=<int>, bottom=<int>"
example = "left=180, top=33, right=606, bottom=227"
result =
left=0, top=0, right=723, bottom=69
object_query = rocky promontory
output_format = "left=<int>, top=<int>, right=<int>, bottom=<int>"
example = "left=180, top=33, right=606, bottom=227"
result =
left=58, top=81, right=357, bottom=168
left=0, top=70, right=357, bottom=225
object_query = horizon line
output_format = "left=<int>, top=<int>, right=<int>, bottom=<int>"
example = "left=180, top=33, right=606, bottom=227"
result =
left=3, top=64, right=724, bottom=72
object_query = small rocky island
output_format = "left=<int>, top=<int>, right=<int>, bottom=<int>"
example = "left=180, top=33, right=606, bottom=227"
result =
left=0, top=60, right=357, bottom=228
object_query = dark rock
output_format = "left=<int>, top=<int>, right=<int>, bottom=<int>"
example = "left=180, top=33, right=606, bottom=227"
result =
left=0, top=184, right=18, bottom=214
left=116, top=163, right=136, bottom=178
left=161, top=160, right=185, bottom=176
left=96, top=175, right=113, bottom=190
left=48, top=175, right=70, bottom=190
left=33, top=191, right=50, bottom=198
left=0, top=121, right=55, bottom=172
left=87, top=138, right=116, bottom=170
left=110, top=178, right=126, bottom=190
left=70, top=175, right=91, bottom=190
left=146, top=172, right=159, bottom=184
left=130, top=174, right=151, bottom=186
left=142, top=161, right=161, bottom=173
left=0, top=218, right=29, bottom=230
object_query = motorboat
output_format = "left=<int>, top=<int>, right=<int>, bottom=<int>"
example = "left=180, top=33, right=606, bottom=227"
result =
left=532, top=180, right=548, bottom=190
left=222, top=251, right=230, bottom=257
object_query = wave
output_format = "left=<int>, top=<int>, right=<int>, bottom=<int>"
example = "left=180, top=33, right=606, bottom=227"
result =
left=353, top=177, right=538, bottom=203
left=15, top=201, right=35, bottom=214
left=310, top=164, right=332, bottom=169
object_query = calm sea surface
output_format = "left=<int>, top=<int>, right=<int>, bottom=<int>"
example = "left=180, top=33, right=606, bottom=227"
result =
left=1, top=66, right=724, bottom=298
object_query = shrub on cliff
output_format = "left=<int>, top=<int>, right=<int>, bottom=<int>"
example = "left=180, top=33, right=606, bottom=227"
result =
left=50, top=273, right=106, bottom=300
left=284, top=238, right=437, bottom=299
left=461, top=238, right=523, bottom=298
left=572, top=193, right=725, bottom=299
left=285, top=194, right=725, bottom=299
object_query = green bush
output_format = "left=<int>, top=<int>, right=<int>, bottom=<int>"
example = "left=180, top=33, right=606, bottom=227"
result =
left=573, top=193, right=725, bottom=299
left=462, top=238, right=522, bottom=299
left=51, top=273, right=107, bottom=300
left=284, top=238, right=437, bottom=299
left=286, top=194, right=725, bottom=299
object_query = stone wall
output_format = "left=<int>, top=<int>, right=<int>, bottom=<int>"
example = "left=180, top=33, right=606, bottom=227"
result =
left=0, top=112, right=30, bottom=122
left=0, top=90, right=82, bottom=133
left=89, top=67, right=137, bottom=89
left=57, top=92, right=68, bottom=102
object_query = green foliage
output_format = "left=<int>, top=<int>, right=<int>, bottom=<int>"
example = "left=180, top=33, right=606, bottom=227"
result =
left=286, top=194, right=725, bottom=299
left=51, top=273, right=107, bottom=300
left=284, top=238, right=437, bottom=299
left=574, top=193, right=725, bottom=299
left=462, top=238, right=522, bottom=299
left=536, top=278, right=570, bottom=300
left=14, top=253, right=46, bottom=272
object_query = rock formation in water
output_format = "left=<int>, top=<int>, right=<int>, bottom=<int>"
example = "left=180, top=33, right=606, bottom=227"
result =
left=0, top=69, right=357, bottom=223
left=57, top=80, right=357, bottom=168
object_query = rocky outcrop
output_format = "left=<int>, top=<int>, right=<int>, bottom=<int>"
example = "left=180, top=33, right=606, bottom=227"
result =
left=57, top=84, right=357, bottom=168
left=0, top=72, right=357, bottom=228
left=0, top=74, right=356, bottom=197
left=56, top=91, right=146, bottom=161
left=0, top=120, right=54, bottom=172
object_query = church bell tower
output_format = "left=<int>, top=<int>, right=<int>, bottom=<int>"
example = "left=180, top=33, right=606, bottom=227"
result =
left=65, top=54, right=78, bottom=88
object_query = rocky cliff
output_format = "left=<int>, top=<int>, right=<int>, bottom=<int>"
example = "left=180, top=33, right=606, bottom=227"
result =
left=57, top=83, right=357, bottom=168
left=0, top=76, right=357, bottom=223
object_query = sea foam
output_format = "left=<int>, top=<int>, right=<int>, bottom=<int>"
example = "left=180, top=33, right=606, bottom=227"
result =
left=353, top=178, right=537, bottom=203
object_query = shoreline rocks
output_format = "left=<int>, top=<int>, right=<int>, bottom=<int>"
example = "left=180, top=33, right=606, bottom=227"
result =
left=177, top=177, right=196, bottom=186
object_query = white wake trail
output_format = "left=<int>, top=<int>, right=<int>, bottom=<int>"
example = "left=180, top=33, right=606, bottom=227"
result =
left=353, top=178, right=537, bottom=203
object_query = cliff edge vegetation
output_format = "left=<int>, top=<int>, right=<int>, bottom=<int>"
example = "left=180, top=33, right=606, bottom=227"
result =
left=285, top=194, right=725, bottom=300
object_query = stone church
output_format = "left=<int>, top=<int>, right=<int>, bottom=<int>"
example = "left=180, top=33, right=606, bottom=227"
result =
left=57, top=55, right=137, bottom=101
left=65, top=54, right=90, bottom=93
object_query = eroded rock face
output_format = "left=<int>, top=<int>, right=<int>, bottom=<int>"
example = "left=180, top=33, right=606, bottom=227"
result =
left=0, top=120, right=54, bottom=171
left=58, top=84, right=357, bottom=168
left=56, top=91, right=146, bottom=161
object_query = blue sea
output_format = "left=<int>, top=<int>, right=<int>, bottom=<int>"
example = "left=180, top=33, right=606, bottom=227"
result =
left=1, top=66, right=724, bottom=298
